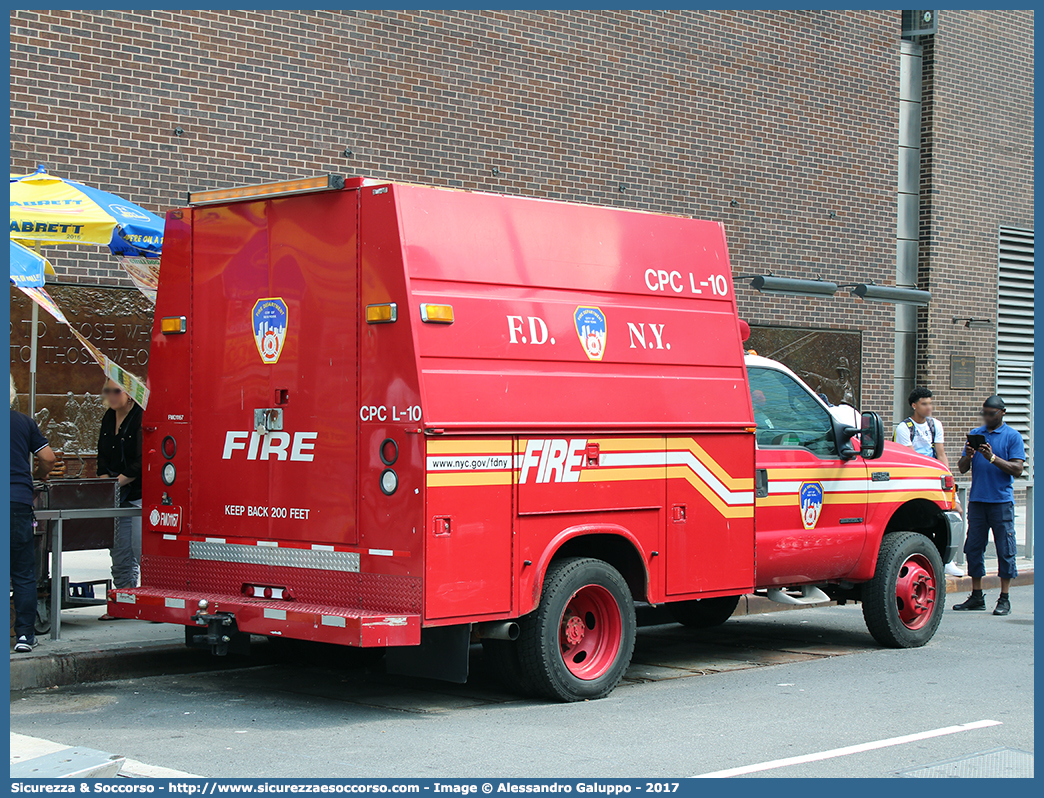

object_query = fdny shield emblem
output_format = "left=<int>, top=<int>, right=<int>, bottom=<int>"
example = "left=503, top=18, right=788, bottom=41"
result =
left=252, top=298, right=288, bottom=365
left=574, top=306, right=607, bottom=361
left=799, top=481, right=824, bottom=530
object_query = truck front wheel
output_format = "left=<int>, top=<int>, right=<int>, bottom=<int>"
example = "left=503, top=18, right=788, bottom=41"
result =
left=517, top=557, right=636, bottom=702
left=668, top=595, right=741, bottom=629
left=862, top=531, right=945, bottom=648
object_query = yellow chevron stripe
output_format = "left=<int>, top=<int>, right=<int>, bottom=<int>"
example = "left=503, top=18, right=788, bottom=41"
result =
left=426, top=471, right=513, bottom=488
left=427, top=439, right=512, bottom=455
left=669, top=437, right=752, bottom=491
left=667, top=466, right=754, bottom=518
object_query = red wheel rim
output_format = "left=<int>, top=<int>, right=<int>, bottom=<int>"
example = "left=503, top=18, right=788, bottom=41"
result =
left=895, top=553, right=937, bottom=630
left=558, top=584, right=623, bottom=680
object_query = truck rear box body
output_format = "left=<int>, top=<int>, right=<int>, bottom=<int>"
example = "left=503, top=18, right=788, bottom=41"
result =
left=117, top=180, right=756, bottom=645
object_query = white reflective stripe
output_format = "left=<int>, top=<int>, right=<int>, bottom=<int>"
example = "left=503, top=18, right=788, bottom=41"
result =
left=205, top=537, right=225, bottom=543
left=311, top=544, right=334, bottom=551
left=670, top=450, right=754, bottom=504
left=115, top=592, right=136, bottom=604
left=263, top=608, right=286, bottom=620
left=602, top=450, right=754, bottom=505
left=368, top=549, right=394, bottom=557
left=321, top=615, right=346, bottom=628
left=769, top=479, right=943, bottom=494
left=164, top=598, right=186, bottom=609
left=257, top=540, right=278, bottom=547
left=163, top=534, right=177, bottom=540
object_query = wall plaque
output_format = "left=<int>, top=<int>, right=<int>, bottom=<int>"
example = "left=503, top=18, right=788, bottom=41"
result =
left=746, top=325, right=862, bottom=408
left=950, top=354, right=976, bottom=389
left=10, top=284, right=153, bottom=475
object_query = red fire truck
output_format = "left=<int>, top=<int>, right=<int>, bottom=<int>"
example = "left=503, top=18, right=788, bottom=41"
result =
left=109, top=176, right=960, bottom=701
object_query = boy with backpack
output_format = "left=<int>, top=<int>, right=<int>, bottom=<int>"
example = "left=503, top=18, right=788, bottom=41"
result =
left=894, top=386, right=964, bottom=577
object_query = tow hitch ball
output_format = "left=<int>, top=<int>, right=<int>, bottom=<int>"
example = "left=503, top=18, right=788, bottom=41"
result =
left=187, top=611, right=249, bottom=656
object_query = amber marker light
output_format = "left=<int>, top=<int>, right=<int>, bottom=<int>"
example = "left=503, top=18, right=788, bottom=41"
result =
left=420, top=304, right=454, bottom=324
left=365, top=303, right=398, bottom=324
left=161, top=316, right=187, bottom=334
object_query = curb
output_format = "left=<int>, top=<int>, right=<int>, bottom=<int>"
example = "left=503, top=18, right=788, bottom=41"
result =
left=9, top=640, right=278, bottom=692
left=944, top=570, right=1034, bottom=596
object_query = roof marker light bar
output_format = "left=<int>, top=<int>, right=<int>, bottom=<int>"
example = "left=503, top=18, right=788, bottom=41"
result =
left=188, top=175, right=346, bottom=206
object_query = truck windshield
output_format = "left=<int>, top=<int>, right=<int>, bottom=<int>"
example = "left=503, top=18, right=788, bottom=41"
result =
left=748, top=367, right=836, bottom=457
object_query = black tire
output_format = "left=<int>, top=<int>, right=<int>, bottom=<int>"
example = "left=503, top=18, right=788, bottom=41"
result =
left=481, top=638, right=536, bottom=696
left=668, top=595, right=741, bottom=629
left=34, top=598, right=51, bottom=636
left=862, top=531, right=945, bottom=648
left=516, top=557, right=636, bottom=702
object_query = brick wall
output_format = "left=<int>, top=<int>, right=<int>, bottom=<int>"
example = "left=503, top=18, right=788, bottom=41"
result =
left=916, top=10, right=1034, bottom=468
left=10, top=9, right=907, bottom=422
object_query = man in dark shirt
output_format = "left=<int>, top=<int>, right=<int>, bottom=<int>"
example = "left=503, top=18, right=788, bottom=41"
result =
left=9, top=376, right=58, bottom=652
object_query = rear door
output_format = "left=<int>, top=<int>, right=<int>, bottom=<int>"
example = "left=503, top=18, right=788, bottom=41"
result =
left=190, top=191, right=359, bottom=545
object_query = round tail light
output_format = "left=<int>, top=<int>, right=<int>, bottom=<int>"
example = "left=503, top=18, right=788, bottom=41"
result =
left=380, top=438, right=398, bottom=466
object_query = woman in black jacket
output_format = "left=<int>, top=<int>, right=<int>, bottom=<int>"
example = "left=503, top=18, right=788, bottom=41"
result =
left=95, top=379, right=143, bottom=617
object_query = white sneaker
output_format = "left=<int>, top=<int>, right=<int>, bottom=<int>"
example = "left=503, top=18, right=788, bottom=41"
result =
left=13, top=635, right=38, bottom=653
left=944, top=562, right=965, bottom=577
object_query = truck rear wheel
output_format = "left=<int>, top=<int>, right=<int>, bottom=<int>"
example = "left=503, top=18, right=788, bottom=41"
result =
left=668, top=594, right=741, bottom=629
left=481, top=639, right=535, bottom=696
left=862, top=531, right=945, bottom=648
left=517, top=557, right=636, bottom=702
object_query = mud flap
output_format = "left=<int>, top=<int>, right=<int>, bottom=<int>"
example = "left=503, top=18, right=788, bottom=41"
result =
left=385, top=623, right=470, bottom=683
left=186, top=612, right=250, bottom=656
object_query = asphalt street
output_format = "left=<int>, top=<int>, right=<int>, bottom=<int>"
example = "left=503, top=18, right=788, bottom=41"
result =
left=10, top=584, right=1033, bottom=779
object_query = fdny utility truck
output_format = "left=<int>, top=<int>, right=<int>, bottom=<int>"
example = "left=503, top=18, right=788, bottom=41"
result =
left=110, top=175, right=960, bottom=701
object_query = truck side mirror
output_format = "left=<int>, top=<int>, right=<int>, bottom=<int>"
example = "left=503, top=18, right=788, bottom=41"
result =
left=859, top=411, right=885, bottom=460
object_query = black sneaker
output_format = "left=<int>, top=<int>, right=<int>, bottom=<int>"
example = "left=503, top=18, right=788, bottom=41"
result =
left=993, top=596, right=1011, bottom=616
left=13, top=635, right=38, bottom=653
left=953, top=594, right=986, bottom=611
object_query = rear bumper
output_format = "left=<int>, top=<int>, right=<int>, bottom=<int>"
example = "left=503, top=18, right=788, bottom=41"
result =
left=106, top=587, right=420, bottom=647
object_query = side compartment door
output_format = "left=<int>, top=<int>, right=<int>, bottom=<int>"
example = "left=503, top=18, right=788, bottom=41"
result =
left=749, top=366, right=868, bottom=586
left=423, top=437, right=514, bottom=620
left=665, top=434, right=755, bottom=595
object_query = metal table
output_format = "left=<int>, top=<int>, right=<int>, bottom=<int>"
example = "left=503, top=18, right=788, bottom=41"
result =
left=32, top=507, right=141, bottom=641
